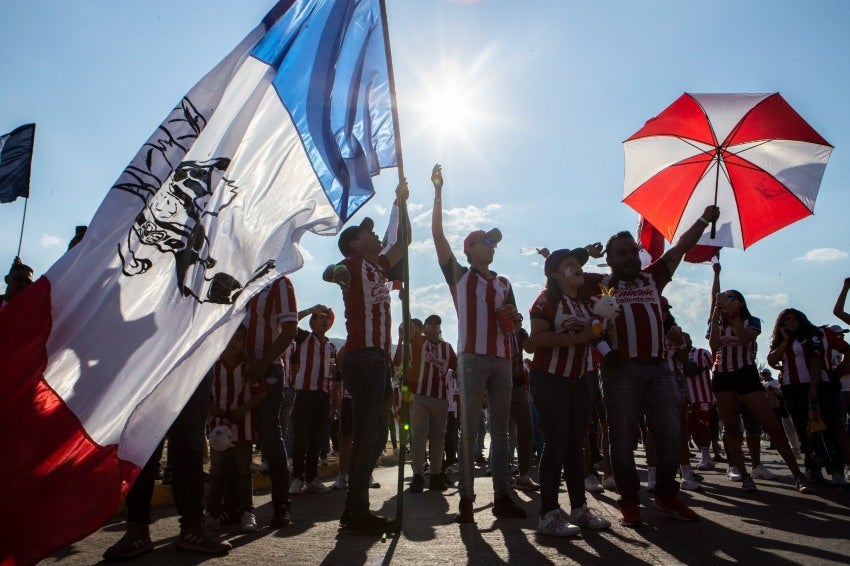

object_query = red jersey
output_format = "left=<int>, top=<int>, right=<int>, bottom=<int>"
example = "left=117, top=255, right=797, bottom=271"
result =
left=209, top=355, right=266, bottom=444
left=292, top=333, right=336, bottom=393
left=821, top=326, right=850, bottom=372
left=687, top=347, right=714, bottom=405
left=529, top=291, right=592, bottom=378
left=713, top=316, right=761, bottom=372
left=441, top=256, right=516, bottom=360
left=780, top=333, right=826, bottom=386
left=583, top=261, right=671, bottom=360
left=410, top=337, right=457, bottom=400
left=245, top=275, right=298, bottom=365
left=340, top=254, right=392, bottom=354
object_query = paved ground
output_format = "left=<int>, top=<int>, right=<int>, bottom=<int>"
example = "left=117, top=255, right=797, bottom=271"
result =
left=42, top=445, right=850, bottom=565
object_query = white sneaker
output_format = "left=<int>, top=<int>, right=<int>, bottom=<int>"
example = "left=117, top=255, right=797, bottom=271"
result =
left=727, top=466, right=743, bottom=482
left=697, top=454, right=715, bottom=470
left=831, top=472, right=848, bottom=487
left=304, top=477, right=331, bottom=493
left=602, top=475, right=617, bottom=491
left=331, top=476, right=348, bottom=491
left=751, top=464, right=776, bottom=480
left=646, top=467, right=656, bottom=491
left=584, top=475, right=604, bottom=493
left=241, top=511, right=258, bottom=532
left=570, top=504, right=611, bottom=530
left=289, top=477, right=304, bottom=495
left=537, top=508, right=580, bottom=537
left=516, top=474, right=540, bottom=492
left=680, top=477, right=702, bottom=491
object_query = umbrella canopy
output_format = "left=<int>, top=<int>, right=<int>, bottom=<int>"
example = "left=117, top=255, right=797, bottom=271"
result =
left=623, top=93, right=833, bottom=249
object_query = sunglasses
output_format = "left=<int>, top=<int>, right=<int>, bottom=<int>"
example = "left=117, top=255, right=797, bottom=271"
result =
left=478, top=237, right=498, bottom=249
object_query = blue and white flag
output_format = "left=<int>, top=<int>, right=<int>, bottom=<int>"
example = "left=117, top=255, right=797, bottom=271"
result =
left=0, top=2, right=396, bottom=564
left=0, top=123, right=35, bottom=204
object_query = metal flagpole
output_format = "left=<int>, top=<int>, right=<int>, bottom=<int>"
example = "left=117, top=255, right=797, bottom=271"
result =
left=16, top=197, right=29, bottom=258
left=379, top=0, right=411, bottom=531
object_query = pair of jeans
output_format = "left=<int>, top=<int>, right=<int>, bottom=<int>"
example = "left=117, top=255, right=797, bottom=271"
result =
left=601, top=359, right=681, bottom=501
left=341, top=349, right=391, bottom=519
left=256, top=364, right=290, bottom=506
left=207, top=443, right=253, bottom=514
left=291, top=389, right=331, bottom=481
left=510, top=386, right=534, bottom=476
left=410, top=393, right=449, bottom=476
left=531, top=371, right=592, bottom=513
left=126, top=371, right=212, bottom=527
left=457, top=353, right=513, bottom=500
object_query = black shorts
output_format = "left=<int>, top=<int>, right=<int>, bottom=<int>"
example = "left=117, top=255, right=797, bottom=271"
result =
left=712, top=365, right=764, bottom=396
left=339, top=397, right=353, bottom=437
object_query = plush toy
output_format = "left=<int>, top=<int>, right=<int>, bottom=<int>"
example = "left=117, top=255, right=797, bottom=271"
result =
left=590, top=284, right=619, bottom=356
left=208, top=424, right=235, bottom=452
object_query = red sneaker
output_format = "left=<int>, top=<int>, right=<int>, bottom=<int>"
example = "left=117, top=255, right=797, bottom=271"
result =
left=654, top=495, right=699, bottom=521
left=618, top=499, right=642, bottom=526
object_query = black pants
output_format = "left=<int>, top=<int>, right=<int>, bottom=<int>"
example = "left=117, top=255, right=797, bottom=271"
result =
left=782, top=381, right=843, bottom=474
left=292, top=389, right=331, bottom=481
left=444, top=413, right=459, bottom=470
left=125, top=372, right=212, bottom=527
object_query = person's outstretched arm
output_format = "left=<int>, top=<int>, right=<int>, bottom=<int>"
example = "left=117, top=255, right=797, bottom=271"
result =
left=834, top=278, right=850, bottom=325
left=662, top=205, right=720, bottom=276
left=431, top=164, right=453, bottom=267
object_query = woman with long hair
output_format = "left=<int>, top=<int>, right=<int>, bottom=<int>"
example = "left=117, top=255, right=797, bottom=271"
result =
left=708, top=265, right=810, bottom=493
left=527, top=247, right=610, bottom=537
left=767, top=308, right=845, bottom=485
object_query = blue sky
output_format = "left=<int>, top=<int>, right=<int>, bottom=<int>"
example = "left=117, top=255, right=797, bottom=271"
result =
left=2, top=0, right=848, bottom=362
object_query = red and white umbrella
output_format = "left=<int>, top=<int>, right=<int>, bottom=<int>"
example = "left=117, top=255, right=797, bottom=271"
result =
left=623, top=93, right=833, bottom=249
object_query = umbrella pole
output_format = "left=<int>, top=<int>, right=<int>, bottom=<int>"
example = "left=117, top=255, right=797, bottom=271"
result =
left=710, top=151, right=720, bottom=239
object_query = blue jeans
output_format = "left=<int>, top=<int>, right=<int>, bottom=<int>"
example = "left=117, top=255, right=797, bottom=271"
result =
left=208, top=443, right=253, bottom=514
left=458, top=353, right=512, bottom=500
left=256, top=364, right=290, bottom=506
left=531, top=371, right=592, bottom=514
left=601, top=359, right=681, bottom=501
left=342, top=349, right=391, bottom=519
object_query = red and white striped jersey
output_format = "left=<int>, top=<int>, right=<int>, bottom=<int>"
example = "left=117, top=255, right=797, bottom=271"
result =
left=687, top=347, right=714, bottom=405
left=442, top=256, right=516, bottom=360
left=446, top=370, right=459, bottom=416
left=713, top=316, right=761, bottom=372
left=209, top=355, right=266, bottom=444
left=340, top=254, right=392, bottom=354
left=245, top=275, right=298, bottom=364
left=779, top=334, right=827, bottom=386
left=282, top=342, right=296, bottom=388
left=529, top=291, right=592, bottom=379
left=411, top=338, right=457, bottom=399
left=583, top=261, right=671, bottom=360
left=292, top=333, right=336, bottom=393
left=821, top=326, right=850, bottom=371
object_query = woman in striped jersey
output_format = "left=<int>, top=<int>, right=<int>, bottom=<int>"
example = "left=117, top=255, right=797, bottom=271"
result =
left=709, top=265, right=809, bottom=493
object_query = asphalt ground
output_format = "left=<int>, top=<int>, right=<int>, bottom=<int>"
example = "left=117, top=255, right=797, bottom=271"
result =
left=41, top=443, right=850, bottom=566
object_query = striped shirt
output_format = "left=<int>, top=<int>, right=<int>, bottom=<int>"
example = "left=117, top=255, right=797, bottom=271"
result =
left=209, top=356, right=266, bottom=444
left=687, top=347, right=714, bottom=405
left=411, top=337, right=457, bottom=400
left=442, top=255, right=516, bottom=360
left=583, top=261, right=671, bottom=360
left=245, top=275, right=298, bottom=365
left=529, top=291, right=592, bottom=379
left=340, top=254, right=392, bottom=354
left=779, top=334, right=826, bottom=386
left=713, top=316, right=761, bottom=372
left=446, top=370, right=459, bottom=416
left=292, top=333, right=336, bottom=393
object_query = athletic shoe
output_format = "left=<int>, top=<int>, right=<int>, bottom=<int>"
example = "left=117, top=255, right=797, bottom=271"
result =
left=241, top=511, right=258, bottom=533
left=304, top=478, right=331, bottom=493
left=654, top=495, right=699, bottom=521
left=429, top=473, right=450, bottom=491
left=796, top=475, right=814, bottom=494
left=455, top=498, right=475, bottom=524
left=646, top=467, right=657, bottom=491
left=602, top=475, right=617, bottom=491
left=516, top=474, right=540, bottom=492
left=593, top=459, right=604, bottom=472
left=751, top=464, right=776, bottom=480
left=680, top=477, right=702, bottom=491
left=331, top=476, right=348, bottom=491
left=269, top=502, right=293, bottom=529
left=493, top=493, right=526, bottom=518
left=570, top=504, right=611, bottom=530
left=289, top=477, right=304, bottom=495
left=618, top=499, right=642, bottom=527
left=175, top=524, right=231, bottom=555
left=584, top=475, right=604, bottom=493
left=696, top=454, right=715, bottom=471
left=537, top=508, right=580, bottom=537
left=742, top=475, right=758, bottom=492
left=369, top=475, right=381, bottom=488
left=103, top=523, right=154, bottom=561
left=727, top=466, right=743, bottom=482
left=341, top=512, right=398, bottom=535
left=203, top=513, right=221, bottom=531
left=409, top=474, right=425, bottom=493
left=831, top=472, right=847, bottom=487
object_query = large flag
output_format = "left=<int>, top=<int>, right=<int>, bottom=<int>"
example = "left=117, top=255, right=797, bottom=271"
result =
left=0, top=123, right=35, bottom=203
left=0, top=1, right=396, bottom=564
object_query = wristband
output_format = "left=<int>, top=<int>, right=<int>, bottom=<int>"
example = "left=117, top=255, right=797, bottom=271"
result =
left=698, top=216, right=710, bottom=226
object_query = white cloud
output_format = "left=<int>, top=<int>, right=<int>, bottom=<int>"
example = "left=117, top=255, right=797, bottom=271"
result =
left=373, top=204, right=388, bottom=216
left=41, top=234, right=62, bottom=248
left=408, top=238, right=434, bottom=253
left=747, top=293, right=789, bottom=307
left=793, top=248, right=848, bottom=263
left=294, top=242, right=314, bottom=262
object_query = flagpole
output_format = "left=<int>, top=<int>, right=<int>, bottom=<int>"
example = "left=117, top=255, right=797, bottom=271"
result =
left=16, top=197, right=29, bottom=258
left=379, top=0, right=411, bottom=531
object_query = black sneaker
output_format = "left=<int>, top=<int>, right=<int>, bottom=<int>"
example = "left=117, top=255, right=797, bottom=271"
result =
left=493, top=493, right=526, bottom=518
left=342, top=513, right=398, bottom=535
left=410, top=474, right=425, bottom=493
left=455, top=498, right=475, bottom=524
left=429, top=473, right=449, bottom=491
left=176, top=524, right=231, bottom=555
left=103, top=523, right=153, bottom=561
left=270, top=501, right=293, bottom=528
